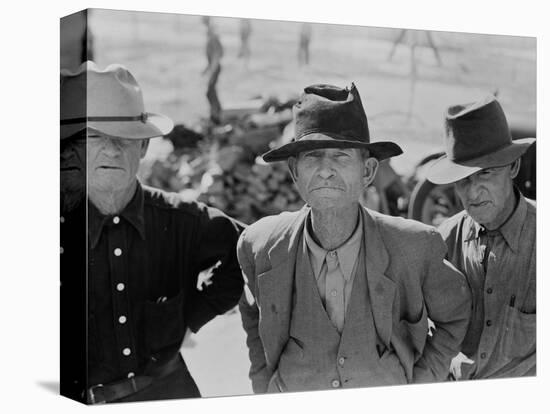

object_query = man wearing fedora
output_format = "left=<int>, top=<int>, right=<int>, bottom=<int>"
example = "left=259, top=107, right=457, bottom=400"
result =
left=60, top=62, right=244, bottom=403
left=426, top=96, right=536, bottom=380
left=238, top=83, right=471, bottom=393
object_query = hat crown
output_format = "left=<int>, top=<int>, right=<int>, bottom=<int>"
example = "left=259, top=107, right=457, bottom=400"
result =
left=61, top=61, right=146, bottom=121
left=293, top=83, right=370, bottom=143
left=444, top=96, right=512, bottom=163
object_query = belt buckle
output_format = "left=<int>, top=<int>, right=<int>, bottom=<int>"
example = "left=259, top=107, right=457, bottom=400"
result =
left=87, top=383, right=106, bottom=404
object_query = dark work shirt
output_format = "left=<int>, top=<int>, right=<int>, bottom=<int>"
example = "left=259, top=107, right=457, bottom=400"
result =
left=60, top=201, right=87, bottom=402
left=64, top=183, right=244, bottom=392
left=438, top=191, right=536, bottom=379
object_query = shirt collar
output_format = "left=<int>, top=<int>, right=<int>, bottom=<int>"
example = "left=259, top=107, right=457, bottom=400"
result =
left=88, top=182, right=146, bottom=249
left=466, top=187, right=526, bottom=253
left=304, top=209, right=363, bottom=282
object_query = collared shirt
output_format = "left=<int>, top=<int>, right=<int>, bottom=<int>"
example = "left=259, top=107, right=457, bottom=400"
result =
left=438, top=191, right=536, bottom=378
left=304, top=211, right=363, bottom=332
left=62, top=182, right=244, bottom=394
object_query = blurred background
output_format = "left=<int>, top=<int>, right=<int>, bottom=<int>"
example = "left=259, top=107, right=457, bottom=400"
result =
left=60, top=8, right=536, bottom=398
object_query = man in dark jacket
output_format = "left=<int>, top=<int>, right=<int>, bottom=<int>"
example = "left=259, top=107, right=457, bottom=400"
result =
left=60, top=61, right=244, bottom=403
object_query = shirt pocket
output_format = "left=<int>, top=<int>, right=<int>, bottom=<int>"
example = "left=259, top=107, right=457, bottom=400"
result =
left=499, top=305, right=536, bottom=360
left=142, top=290, right=186, bottom=355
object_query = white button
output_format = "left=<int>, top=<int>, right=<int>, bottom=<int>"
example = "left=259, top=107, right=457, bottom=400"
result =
left=329, top=251, right=336, bottom=256
left=122, top=348, right=131, bottom=356
left=114, top=248, right=122, bottom=256
left=113, top=216, right=120, bottom=224
left=116, top=283, right=125, bottom=292
left=338, top=357, right=345, bottom=366
left=127, top=372, right=135, bottom=378
left=60, top=216, right=65, bottom=223
left=118, top=315, right=127, bottom=324
left=330, top=290, right=337, bottom=297
left=331, top=379, right=340, bottom=388
left=60, top=247, right=64, bottom=254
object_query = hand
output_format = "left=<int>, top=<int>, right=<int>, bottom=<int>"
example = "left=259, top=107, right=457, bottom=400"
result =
left=450, top=352, right=475, bottom=380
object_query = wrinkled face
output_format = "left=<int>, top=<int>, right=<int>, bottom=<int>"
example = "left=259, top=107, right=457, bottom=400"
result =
left=60, top=132, right=86, bottom=211
left=289, top=145, right=378, bottom=211
left=454, top=161, right=520, bottom=229
left=87, top=130, right=148, bottom=194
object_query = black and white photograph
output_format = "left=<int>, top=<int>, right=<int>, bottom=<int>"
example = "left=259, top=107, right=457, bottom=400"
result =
left=2, top=0, right=548, bottom=413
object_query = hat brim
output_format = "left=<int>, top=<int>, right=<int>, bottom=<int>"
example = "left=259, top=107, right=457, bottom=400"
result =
left=426, top=138, right=535, bottom=184
left=60, top=112, right=174, bottom=140
left=262, top=139, right=403, bottom=162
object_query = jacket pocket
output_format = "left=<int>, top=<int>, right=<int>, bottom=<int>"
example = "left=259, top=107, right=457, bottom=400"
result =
left=499, top=305, right=536, bottom=360
left=143, top=290, right=186, bottom=355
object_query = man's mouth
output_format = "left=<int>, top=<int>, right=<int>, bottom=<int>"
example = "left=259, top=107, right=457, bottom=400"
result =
left=97, top=166, right=123, bottom=170
left=312, top=185, right=343, bottom=191
left=61, top=166, right=80, bottom=172
left=469, top=201, right=490, bottom=208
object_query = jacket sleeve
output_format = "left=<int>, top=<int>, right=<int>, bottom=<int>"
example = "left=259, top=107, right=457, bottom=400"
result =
left=413, top=229, right=472, bottom=382
left=185, top=205, right=245, bottom=333
left=237, top=229, right=272, bottom=393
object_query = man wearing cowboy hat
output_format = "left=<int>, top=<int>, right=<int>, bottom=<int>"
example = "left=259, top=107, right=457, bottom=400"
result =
left=238, top=83, right=471, bottom=393
left=426, top=96, right=536, bottom=380
left=60, top=61, right=244, bottom=403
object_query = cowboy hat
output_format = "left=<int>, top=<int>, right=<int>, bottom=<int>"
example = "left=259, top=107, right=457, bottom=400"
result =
left=262, top=83, right=402, bottom=162
left=426, top=95, right=535, bottom=185
left=60, top=61, right=173, bottom=140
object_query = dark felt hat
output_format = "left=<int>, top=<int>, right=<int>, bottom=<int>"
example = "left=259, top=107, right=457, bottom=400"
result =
left=426, top=95, right=535, bottom=184
left=262, top=83, right=403, bottom=162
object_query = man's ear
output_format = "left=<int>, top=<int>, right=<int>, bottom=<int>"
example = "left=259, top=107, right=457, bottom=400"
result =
left=140, top=139, right=150, bottom=159
left=287, top=156, right=298, bottom=183
left=363, top=157, right=379, bottom=187
left=510, top=158, right=521, bottom=179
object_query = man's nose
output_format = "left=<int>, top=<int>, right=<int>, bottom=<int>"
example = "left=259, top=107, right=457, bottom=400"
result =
left=100, top=138, right=122, bottom=156
left=317, top=157, right=335, bottom=180
left=465, top=177, right=482, bottom=201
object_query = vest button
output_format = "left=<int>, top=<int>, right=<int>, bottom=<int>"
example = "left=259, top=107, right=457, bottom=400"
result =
left=338, top=357, right=345, bottom=366
left=331, top=379, right=340, bottom=388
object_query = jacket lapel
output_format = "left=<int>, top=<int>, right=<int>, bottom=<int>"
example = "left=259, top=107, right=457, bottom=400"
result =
left=361, top=207, right=396, bottom=348
left=257, top=207, right=309, bottom=368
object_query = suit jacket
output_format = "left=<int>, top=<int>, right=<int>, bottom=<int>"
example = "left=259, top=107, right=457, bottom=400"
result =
left=238, top=205, right=471, bottom=393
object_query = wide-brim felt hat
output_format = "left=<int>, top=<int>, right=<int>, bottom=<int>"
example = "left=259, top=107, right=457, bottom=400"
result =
left=262, top=83, right=402, bottom=162
left=426, top=95, right=535, bottom=185
left=60, top=61, right=173, bottom=140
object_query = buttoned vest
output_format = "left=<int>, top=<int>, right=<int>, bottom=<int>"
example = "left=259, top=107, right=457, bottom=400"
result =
left=274, top=235, right=407, bottom=391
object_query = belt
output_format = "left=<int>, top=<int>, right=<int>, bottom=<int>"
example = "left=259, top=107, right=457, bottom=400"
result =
left=87, top=353, right=184, bottom=404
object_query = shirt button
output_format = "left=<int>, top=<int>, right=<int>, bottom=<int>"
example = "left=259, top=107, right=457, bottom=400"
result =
left=486, top=320, right=492, bottom=327
left=480, top=352, right=487, bottom=359
left=127, top=372, right=135, bottom=378
left=113, top=216, right=120, bottom=224
left=122, top=348, right=131, bottom=356
left=114, top=248, right=122, bottom=256
left=60, top=216, right=65, bottom=223
left=118, top=315, right=127, bottom=324
left=486, top=288, right=493, bottom=294
left=330, top=290, right=337, bottom=297
left=338, top=357, right=345, bottom=366
left=60, top=247, right=64, bottom=254
left=331, top=379, right=340, bottom=388
left=329, top=251, right=336, bottom=257
left=116, top=283, right=125, bottom=292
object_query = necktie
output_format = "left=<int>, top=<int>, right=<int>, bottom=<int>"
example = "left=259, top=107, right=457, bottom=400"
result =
left=325, top=252, right=345, bottom=333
